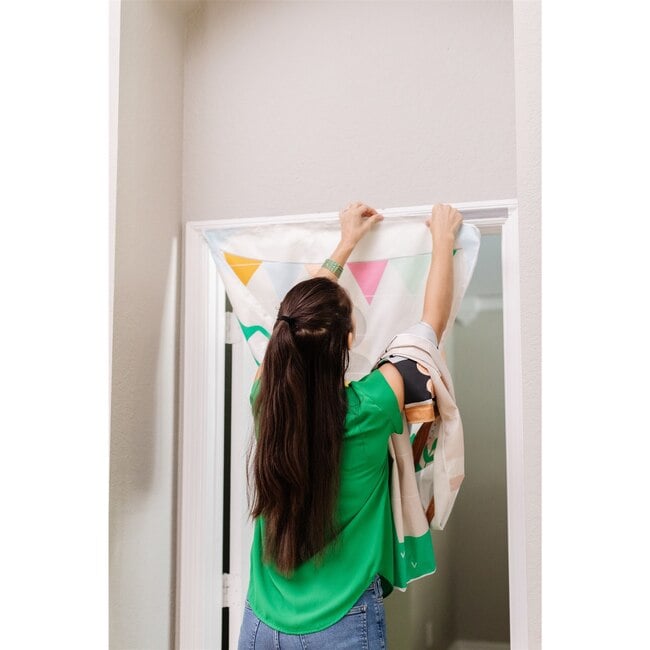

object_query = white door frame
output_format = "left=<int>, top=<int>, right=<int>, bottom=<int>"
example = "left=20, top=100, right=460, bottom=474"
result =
left=175, top=198, right=528, bottom=649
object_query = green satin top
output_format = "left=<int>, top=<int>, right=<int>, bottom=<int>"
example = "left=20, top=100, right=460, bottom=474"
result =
left=246, top=369, right=404, bottom=634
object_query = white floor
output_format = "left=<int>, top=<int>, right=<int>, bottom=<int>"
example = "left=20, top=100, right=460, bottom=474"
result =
left=447, top=641, right=510, bottom=650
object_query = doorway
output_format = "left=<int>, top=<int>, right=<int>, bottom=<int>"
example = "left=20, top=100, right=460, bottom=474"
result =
left=175, top=200, right=526, bottom=649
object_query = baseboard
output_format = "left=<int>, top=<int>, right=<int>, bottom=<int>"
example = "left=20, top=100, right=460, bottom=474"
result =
left=447, top=640, right=510, bottom=650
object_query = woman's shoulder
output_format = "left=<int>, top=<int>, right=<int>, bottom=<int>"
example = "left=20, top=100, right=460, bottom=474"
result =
left=347, top=367, right=403, bottom=416
left=251, top=365, right=403, bottom=414
left=345, top=368, right=403, bottom=434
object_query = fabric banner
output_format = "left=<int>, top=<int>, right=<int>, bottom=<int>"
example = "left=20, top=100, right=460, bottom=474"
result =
left=202, top=216, right=480, bottom=590
left=203, top=218, right=481, bottom=381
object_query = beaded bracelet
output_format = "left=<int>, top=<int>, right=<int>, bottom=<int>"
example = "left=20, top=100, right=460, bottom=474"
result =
left=321, top=258, right=344, bottom=278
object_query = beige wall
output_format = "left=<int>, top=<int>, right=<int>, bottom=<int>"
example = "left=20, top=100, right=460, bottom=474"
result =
left=111, top=1, right=540, bottom=648
left=182, top=0, right=517, bottom=222
left=110, top=2, right=187, bottom=649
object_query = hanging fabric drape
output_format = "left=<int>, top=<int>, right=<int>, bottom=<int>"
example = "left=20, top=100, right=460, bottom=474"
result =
left=203, top=217, right=480, bottom=381
left=202, top=215, right=480, bottom=589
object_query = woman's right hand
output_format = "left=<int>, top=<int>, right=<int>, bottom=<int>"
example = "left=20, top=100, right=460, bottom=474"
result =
left=339, top=201, right=384, bottom=248
left=425, top=204, right=463, bottom=245
left=315, top=202, right=383, bottom=282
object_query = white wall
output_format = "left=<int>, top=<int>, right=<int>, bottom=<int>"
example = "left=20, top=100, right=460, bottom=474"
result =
left=182, top=0, right=516, bottom=222
left=110, top=2, right=188, bottom=649
left=512, top=2, right=541, bottom=647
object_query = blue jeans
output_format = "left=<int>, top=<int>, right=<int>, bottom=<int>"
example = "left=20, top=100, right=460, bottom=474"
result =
left=237, top=574, right=387, bottom=649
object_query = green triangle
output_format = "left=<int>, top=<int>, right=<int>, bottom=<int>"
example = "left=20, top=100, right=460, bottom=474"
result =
left=391, top=254, right=431, bottom=293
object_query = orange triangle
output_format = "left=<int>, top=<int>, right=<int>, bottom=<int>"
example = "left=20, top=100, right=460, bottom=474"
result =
left=224, top=251, right=262, bottom=285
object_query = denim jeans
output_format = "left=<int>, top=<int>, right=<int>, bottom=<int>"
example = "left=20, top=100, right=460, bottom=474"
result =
left=237, top=574, right=388, bottom=649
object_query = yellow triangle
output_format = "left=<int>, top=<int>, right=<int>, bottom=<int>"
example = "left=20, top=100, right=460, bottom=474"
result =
left=224, top=251, right=262, bottom=285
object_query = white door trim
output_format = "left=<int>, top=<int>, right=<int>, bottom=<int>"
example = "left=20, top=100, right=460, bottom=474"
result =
left=175, top=198, right=527, bottom=649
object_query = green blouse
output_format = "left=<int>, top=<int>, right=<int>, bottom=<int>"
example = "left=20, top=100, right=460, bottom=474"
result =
left=246, top=369, right=404, bottom=634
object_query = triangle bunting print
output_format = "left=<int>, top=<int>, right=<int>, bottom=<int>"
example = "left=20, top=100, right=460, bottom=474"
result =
left=202, top=220, right=480, bottom=377
left=224, top=251, right=262, bottom=286
left=347, top=260, right=388, bottom=305
left=264, top=262, right=304, bottom=301
left=390, top=254, right=431, bottom=294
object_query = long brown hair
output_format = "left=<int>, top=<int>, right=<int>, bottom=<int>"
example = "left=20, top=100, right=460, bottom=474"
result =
left=249, top=277, right=353, bottom=575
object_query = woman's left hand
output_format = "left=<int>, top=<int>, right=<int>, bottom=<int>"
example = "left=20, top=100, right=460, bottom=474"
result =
left=339, top=202, right=384, bottom=247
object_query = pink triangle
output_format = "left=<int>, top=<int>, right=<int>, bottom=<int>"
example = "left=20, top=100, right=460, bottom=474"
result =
left=347, top=260, right=388, bottom=304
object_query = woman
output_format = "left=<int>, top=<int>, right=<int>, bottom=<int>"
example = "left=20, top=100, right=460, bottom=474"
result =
left=238, top=202, right=463, bottom=649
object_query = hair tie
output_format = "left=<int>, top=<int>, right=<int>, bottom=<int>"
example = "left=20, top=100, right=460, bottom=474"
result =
left=277, top=314, right=296, bottom=328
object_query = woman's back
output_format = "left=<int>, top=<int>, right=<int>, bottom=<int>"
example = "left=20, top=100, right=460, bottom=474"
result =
left=247, top=368, right=403, bottom=634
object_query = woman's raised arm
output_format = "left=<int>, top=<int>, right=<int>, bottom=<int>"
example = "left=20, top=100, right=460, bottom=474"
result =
left=379, top=204, right=461, bottom=416
left=420, top=204, right=463, bottom=343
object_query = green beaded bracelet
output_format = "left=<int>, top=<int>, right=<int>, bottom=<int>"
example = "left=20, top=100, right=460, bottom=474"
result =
left=322, top=258, right=344, bottom=278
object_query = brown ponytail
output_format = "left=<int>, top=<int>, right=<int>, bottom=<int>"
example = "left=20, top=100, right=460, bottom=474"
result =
left=248, top=277, right=353, bottom=575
